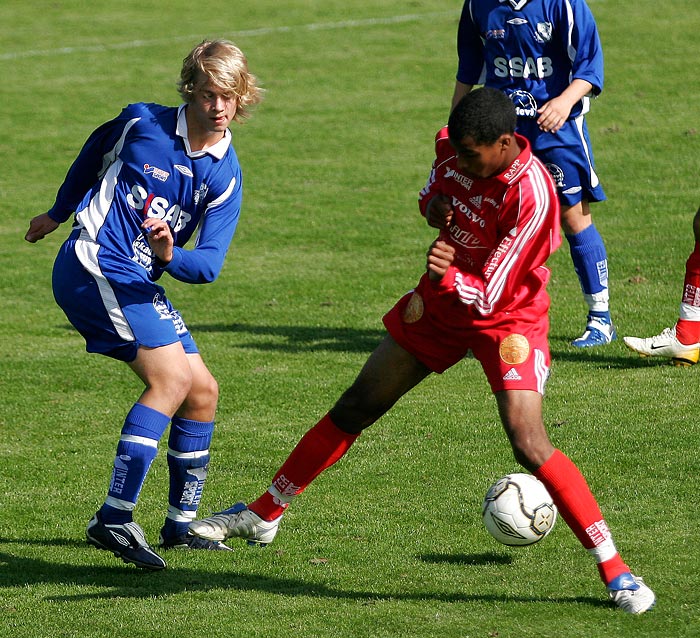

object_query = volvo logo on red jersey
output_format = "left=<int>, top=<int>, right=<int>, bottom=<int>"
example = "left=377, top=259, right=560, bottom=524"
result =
left=452, top=196, right=486, bottom=227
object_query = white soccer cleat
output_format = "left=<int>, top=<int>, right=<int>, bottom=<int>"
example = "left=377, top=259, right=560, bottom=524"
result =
left=607, top=573, right=656, bottom=614
left=623, top=326, right=699, bottom=366
left=189, top=502, right=282, bottom=546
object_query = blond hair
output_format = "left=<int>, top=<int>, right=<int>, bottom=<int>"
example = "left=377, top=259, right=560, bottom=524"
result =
left=178, top=39, right=263, bottom=122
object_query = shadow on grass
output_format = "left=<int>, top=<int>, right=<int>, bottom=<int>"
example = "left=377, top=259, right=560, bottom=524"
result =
left=189, top=322, right=385, bottom=354
left=418, top=551, right=513, bottom=566
left=549, top=333, right=668, bottom=369
left=0, top=540, right=607, bottom=610
left=55, top=321, right=385, bottom=355
left=193, top=322, right=658, bottom=370
left=57, top=319, right=656, bottom=369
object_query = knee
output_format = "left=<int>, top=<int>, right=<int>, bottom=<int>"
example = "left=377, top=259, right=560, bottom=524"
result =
left=160, top=367, right=195, bottom=406
left=330, top=384, right=387, bottom=434
left=560, top=202, right=590, bottom=236
left=200, top=371, right=219, bottom=401
left=511, top=446, right=539, bottom=473
left=510, top=436, right=554, bottom=473
left=190, top=371, right=219, bottom=412
left=505, top=421, right=554, bottom=472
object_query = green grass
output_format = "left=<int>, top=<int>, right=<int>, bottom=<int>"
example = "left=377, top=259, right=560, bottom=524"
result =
left=1, top=1, right=699, bottom=636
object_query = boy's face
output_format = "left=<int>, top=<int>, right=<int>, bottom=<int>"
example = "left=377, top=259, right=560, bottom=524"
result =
left=451, top=134, right=512, bottom=179
left=187, top=70, right=238, bottom=138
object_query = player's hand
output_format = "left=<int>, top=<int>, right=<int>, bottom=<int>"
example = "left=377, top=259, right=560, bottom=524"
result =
left=25, top=213, right=59, bottom=243
left=536, top=96, right=573, bottom=133
left=425, top=194, right=453, bottom=229
left=427, top=239, right=455, bottom=281
left=142, top=219, right=174, bottom=264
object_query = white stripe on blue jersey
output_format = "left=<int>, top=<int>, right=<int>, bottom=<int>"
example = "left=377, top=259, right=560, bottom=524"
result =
left=49, top=102, right=243, bottom=286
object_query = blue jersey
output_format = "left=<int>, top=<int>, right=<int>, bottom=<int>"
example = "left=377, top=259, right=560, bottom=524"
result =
left=48, top=102, right=242, bottom=285
left=456, top=0, right=604, bottom=120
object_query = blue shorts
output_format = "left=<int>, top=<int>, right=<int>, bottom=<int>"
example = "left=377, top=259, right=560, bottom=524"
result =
left=52, top=229, right=198, bottom=362
left=517, top=115, right=606, bottom=208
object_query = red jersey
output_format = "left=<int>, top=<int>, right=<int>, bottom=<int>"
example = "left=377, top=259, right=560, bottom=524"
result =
left=418, top=128, right=561, bottom=319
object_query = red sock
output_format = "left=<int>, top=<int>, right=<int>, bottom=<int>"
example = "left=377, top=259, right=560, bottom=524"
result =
left=535, top=450, right=629, bottom=585
left=676, top=244, right=700, bottom=344
left=675, top=319, right=700, bottom=345
left=249, top=414, right=359, bottom=521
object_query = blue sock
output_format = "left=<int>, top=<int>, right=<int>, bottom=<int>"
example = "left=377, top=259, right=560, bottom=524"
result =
left=161, top=417, right=215, bottom=540
left=99, top=403, right=170, bottom=525
left=566, top=224, right=611, bottom=322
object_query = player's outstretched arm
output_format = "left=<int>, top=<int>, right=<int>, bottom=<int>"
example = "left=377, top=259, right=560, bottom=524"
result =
left=25, top=213, right=60, bottom=243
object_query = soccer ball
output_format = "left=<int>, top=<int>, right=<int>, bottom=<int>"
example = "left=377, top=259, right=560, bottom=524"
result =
left=482, top=473, right=557, bottom=546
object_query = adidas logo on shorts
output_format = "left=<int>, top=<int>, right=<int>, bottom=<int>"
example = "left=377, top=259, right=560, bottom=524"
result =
left=503, top=368, right=522, bottom=381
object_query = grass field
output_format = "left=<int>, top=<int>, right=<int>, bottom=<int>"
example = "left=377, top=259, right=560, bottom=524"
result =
left=1, top=1, right=699, bottom=636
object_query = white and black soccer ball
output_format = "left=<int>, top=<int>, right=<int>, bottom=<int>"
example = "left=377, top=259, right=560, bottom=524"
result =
left=482, top=473, right=557, bottom=546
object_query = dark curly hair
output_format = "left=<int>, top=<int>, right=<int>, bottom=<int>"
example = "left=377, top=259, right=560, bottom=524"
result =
left=448, top=87, right=516, bottom=146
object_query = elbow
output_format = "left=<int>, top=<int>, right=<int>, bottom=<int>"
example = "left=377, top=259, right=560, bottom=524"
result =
left=199, top=268, right=219, bottom=284
left=192, top=253, right=224, bottom=284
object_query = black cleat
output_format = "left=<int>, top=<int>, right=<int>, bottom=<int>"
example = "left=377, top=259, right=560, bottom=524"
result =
left=86, top=511, right=166, bottom=570
left=158, top=532, right=233, bottom=551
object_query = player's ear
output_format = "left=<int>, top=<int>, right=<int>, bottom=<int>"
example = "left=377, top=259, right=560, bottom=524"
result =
left=498, top=133, right=512, bottom=150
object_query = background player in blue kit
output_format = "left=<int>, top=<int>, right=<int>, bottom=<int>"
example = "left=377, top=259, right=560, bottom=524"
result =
left=452, top=0, right=614, bottom=347
left=25, top=39, right=262, bottom=570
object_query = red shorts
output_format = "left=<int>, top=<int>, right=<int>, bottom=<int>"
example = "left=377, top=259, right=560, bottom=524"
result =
left=383, top=274, right=551, bottom=394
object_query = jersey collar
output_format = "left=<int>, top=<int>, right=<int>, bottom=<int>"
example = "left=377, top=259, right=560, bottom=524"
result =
left=499, top=0, right=531, bottom=9
left=176, top=104, right=232, bottom=160
left=496, top=133, right=533, bottom=185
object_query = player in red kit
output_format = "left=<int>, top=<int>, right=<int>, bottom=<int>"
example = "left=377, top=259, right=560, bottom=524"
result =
left=190, top=88, right=655, bottom=614
left=624, top=205, right=700, bottom=366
